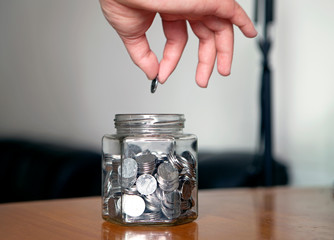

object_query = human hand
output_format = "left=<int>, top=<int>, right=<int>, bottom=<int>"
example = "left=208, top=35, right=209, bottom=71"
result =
left=100, top=0, right=257, bottom=88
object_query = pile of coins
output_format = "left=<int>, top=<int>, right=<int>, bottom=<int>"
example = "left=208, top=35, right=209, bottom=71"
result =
left=104, top=148, right=197, bottom=223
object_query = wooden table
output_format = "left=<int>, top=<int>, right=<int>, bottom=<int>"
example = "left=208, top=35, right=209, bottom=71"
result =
left=1, top=187, right=333, bottom=239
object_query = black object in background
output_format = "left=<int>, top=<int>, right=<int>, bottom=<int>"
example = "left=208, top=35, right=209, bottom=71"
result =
left=255, top=0, right=276, bottom=186
left=198, top=0, right=290, bottom=189
left=0, top=139, right=101, bottom=203
left=198, top=152, right=288, bottom=189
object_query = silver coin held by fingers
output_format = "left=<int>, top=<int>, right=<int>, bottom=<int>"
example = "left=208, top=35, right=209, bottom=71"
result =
left=151, top=77, right=158, bottom=93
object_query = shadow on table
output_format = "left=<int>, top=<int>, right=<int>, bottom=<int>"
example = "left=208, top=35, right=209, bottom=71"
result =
left=0, top=138, right=289, bottom=203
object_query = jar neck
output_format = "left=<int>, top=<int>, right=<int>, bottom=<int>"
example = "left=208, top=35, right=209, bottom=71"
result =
left=114, top=114, right=185, bottom=135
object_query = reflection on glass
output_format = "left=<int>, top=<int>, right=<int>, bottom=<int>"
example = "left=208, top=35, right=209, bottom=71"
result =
left=102, top=221, right=198, bottom=240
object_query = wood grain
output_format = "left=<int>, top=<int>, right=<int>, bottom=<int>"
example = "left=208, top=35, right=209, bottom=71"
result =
left=0, top=187, right=333, bottom=240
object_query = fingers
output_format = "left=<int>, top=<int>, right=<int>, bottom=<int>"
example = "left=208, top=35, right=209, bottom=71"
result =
left=228, top=2, right=257, bottom=38
left=201, top=16, right=234, bottom=76
left=214, top=20, right=234, bottom=76
left=189, top=21, right=216, bottom=88
left=121, top=35, right=159, bottom=80
left=158, top=18, right=188, bottom=84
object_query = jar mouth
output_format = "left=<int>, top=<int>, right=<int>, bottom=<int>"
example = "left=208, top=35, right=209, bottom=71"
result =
left=114, top=114, right=185, bottom=130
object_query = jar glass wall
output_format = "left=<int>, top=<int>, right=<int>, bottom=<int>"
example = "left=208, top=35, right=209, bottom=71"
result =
left=102, top=114, right=198, bottom=226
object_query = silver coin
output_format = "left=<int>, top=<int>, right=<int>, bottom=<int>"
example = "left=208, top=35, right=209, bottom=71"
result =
left=125, top=144, right=142, bottom=158
left=117, top=197, right=122, bottom=211
left=119, top=158, right=138, bottom=178
left=175, top=155, right=189, bottom=169
left=122, top=194, right=145, bottom=217
left=103, top=159, right=113, bottom=172
left=123, top=184, right=139, bottom=195
left=168, top=153, right=183, bottom=171
left=111, top=188, right=122, bottom=198
left=180, top=180, right=192, bottom=200
left=158, top=179, right=179, bottom=192
left=155, top=187, right=164, bottom=200
left=136, top=153, right=156, bottom=164
left=144, top=192, right=161, bottom=206
left=141, top=211, right=162, bottom=220
left=150, top=77, right=158, bottom=93
left=103, top=157, right=120, bottom=172
left=136, top=153, right=157, bottom=174
left=136, top=174, right=157, bottom=195
left=103, top=170, right=113, bottom=197
left=157, top=162, right=179, bottom=181
left=145, top=202, right=161, bottom=212
left=181, top=151, right=197, bottom=169
left=161, top=203, right=181, bottom=220
left=164, top=190, right=181, bottom=204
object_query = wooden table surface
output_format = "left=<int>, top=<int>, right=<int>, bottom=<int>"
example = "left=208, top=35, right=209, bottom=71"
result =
left=1, top=187, right=333, bottom=240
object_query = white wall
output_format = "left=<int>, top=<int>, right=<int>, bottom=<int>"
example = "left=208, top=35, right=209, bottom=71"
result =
left=0, top=0, right=333, bottom=186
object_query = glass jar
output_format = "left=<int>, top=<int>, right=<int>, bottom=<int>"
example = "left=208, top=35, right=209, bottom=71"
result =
left=102, top=114, right=198, bottom=226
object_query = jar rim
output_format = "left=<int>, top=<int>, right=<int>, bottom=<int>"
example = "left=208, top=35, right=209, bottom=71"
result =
left=114, top=114, right=185, bottom=129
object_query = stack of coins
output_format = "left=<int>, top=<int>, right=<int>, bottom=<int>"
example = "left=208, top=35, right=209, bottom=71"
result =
left=178, top=154, right=196, bottom=190
left=143, top=192, right=161, bottom=212
left=179, top=180, right=192, bottom=200
left=167, top=153, right=183, bottom=172
left=123, top=184, right=139, bottom=195
left=140, top=211, right=162, bottom=221
left=107, top=188, right=122, bottom=217
left=108, top=197, right=118, bottom=218
left=103, top=156, right=120, bottom=200
left=181, top=197, right=195, bottom=213
left=161, top=191, right=181, bottom=219
left=181, top=151, right=197, bottom=169
left=136, top=153, right=157, bottom=175
left=155, top=187, right=163, bottom=200
left=156, top=162, right=179, bottom=192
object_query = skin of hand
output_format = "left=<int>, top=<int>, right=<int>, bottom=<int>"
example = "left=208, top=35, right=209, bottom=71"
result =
left=99, top=0, right=257, bottom=88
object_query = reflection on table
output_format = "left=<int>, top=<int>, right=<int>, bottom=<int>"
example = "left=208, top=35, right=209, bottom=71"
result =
left=102, top=221, right=198, bottom=240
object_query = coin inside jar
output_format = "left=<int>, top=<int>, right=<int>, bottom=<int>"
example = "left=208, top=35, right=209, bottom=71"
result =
left=136, top=153, right=157, bottom=174
left=118, top=158, right=138, bottom=188
left=157, top=162, right=178, bottom=181
left=122, top=194, right=146, bottom=217
left=136, top=174, right=157, bottom=195
left=180, top=180, right=192, bottom=200
left=119, top=158, right=138, bottom=178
